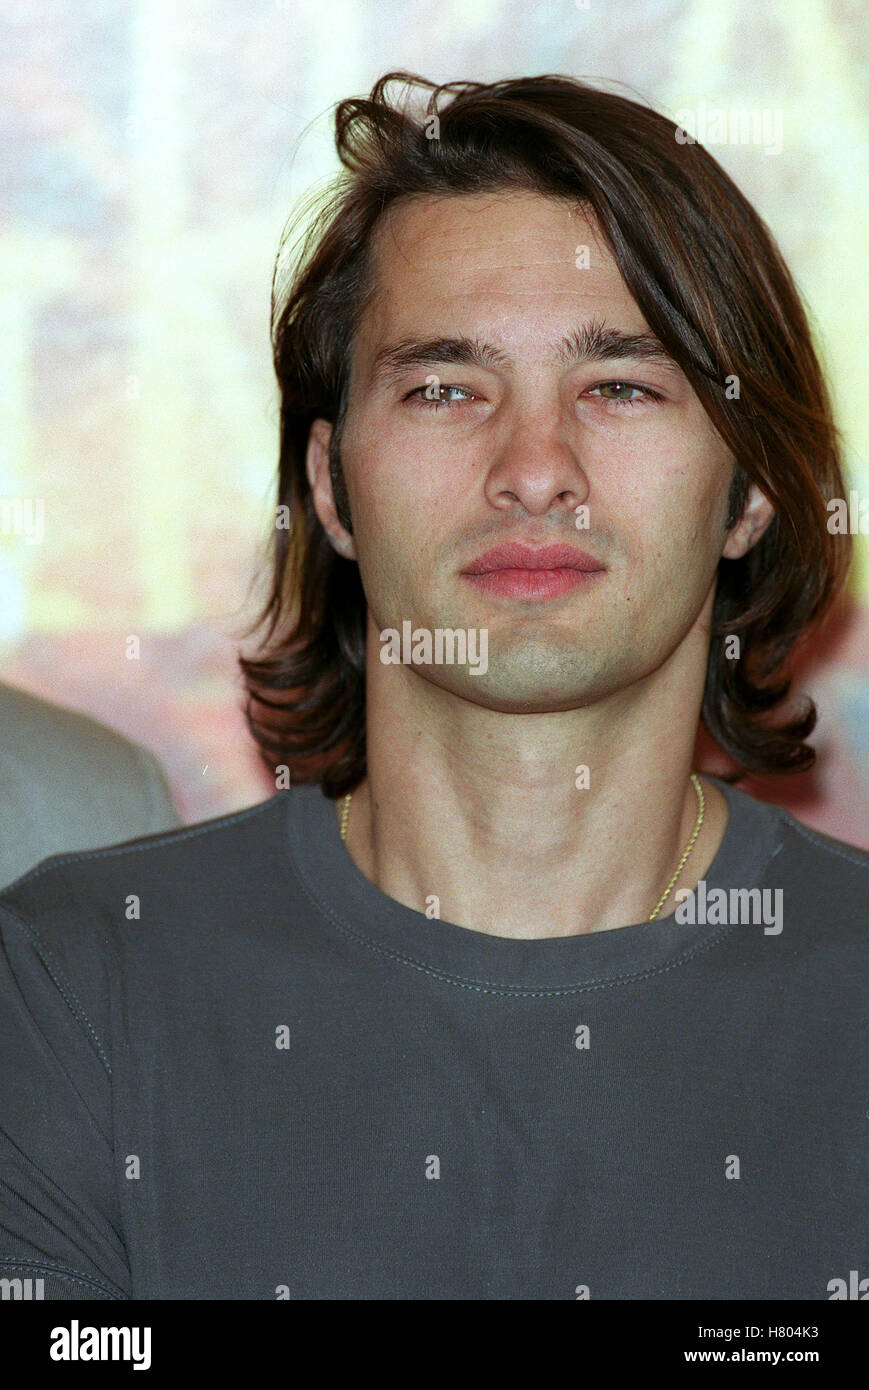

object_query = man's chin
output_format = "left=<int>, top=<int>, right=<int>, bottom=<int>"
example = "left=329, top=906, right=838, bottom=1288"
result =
left=410, top=663, right=612, bottom=715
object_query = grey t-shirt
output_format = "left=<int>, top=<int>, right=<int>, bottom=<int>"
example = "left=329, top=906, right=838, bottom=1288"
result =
left=0, top=777, right=866, bottom=1300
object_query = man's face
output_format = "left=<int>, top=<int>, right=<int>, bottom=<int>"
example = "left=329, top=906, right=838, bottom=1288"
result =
left=319, top=189, right=746, bottom=712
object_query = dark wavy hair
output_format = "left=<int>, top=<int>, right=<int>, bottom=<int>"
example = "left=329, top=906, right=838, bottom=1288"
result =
left=239, top=71, right=851, bottom=798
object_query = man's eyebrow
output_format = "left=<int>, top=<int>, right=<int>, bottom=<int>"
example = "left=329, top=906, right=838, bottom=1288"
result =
left=556, top=320, right=681, bottom=371
left=367, top=321, right=681, bottom=389
left=368, top=336, right=510, bottom=390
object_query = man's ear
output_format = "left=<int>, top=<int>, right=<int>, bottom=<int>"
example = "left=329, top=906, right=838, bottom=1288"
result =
left=721, top=481, right=776, bottom=560
left=305, top=418, right=357, bottom=560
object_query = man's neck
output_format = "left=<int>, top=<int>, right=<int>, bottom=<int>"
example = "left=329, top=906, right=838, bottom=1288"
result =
left=339, top=661, right=729, bottom=940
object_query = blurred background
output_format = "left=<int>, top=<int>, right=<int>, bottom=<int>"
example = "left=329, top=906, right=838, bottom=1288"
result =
left=1, top=0, right=867, bottom=841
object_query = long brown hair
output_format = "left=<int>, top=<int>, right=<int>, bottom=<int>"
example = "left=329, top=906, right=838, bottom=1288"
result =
left=239, top=71, right=851, bottom=798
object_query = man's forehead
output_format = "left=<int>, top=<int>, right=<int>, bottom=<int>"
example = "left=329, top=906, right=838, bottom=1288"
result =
left=370, top=189, right=608, bottom=275
left=357, top=190, right=645, bottom=362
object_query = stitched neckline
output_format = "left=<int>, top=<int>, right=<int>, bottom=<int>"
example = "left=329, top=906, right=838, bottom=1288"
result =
left=284, top=776, right=783, bottom=992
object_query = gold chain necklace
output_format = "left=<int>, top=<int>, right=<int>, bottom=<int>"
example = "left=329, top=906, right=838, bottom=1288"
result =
left=339, top=772, right=705, bottom=923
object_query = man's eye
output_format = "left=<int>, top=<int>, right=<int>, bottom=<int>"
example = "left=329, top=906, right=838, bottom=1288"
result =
left=401, top=380, right=663, bottom=409
left=586, top=381, right=663, bottom=406
left=404, top=384, right=477, bottom=408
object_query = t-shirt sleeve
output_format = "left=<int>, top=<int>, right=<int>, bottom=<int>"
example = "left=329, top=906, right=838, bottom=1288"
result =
left=0, top=898, right=132, bottom=1299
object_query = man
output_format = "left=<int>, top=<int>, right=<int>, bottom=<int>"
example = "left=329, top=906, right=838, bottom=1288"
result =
left=0, top=72, right=865, bottom=1301
left=0, top=680, right=180, bottom=888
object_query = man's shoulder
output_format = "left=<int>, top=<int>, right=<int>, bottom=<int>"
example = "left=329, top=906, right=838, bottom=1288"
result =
left=0, top=791, right=319, bottom=1072
left=0, top=791, right=294, bottom=935
left=763, top=793, right=869, bottom=879
left=0, top=681, right=170, bottom=794
left=0, top=682, right=180, bottom=885
left=729, top=784, right=869, bottom=947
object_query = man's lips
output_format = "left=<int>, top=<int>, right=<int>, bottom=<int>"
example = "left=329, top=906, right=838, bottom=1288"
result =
left=461, top=543, right=606, bottom=600
left=461, top=543, right=605, bottom=575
